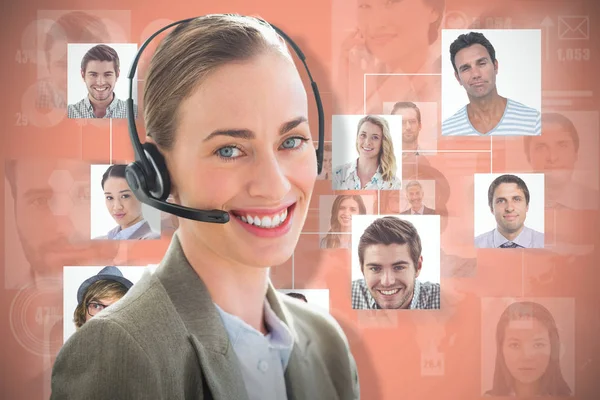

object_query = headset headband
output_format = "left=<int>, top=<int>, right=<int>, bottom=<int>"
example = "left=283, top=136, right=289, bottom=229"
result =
left=126, top=16, right=324, bottom=185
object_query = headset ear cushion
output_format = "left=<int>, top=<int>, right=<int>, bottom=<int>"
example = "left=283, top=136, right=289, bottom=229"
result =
left=142, top=142, right=171, bottom=201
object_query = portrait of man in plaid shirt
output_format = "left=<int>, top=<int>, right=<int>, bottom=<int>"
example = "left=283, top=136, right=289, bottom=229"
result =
left=351, top=216, right=440, bottom=310
left=68, top=44, right=137, bottom=119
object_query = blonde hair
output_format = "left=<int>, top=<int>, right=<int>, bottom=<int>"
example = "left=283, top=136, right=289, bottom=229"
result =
left=355, top=115, right=397, bottom=182
left=144, top=14, right=291, bottom=149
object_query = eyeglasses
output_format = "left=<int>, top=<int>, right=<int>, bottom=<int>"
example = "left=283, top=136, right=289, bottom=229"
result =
left=86, top=301, right=110, bottom=317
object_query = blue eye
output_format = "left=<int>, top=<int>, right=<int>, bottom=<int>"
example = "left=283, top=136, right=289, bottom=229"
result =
left=282, top=138, right=299, bottom=149
left=281, top=136, right=309, bottom=151
left=217, top=146, right=242, bottom=159
left=219, top=147, right=232, bottom=157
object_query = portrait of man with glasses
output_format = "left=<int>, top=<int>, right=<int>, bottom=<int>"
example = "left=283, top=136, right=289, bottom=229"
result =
left=73, top=266, right=133, bottom=329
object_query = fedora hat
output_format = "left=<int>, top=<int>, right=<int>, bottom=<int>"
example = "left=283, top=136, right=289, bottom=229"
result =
left=77, top=266, right=133, bottom=304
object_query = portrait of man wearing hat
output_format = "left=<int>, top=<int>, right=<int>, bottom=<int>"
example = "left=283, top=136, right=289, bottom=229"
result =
left=73, top=266, right=133, bottom=329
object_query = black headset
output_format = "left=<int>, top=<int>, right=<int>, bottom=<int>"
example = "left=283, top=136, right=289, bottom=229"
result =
left=125, top=16, right=324, bottom=224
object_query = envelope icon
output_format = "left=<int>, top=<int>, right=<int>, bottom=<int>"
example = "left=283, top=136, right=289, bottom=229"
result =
left=558, top=16, right=589, bottom=40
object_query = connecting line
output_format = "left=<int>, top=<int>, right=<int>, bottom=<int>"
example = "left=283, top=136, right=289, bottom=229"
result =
left=404, top=150, right=492, bottom=153
left=110, top=119, right=113, bottom=164
left=362, top=72, right=443, bottom=114
left=79, top=124, right=83, bottom=159
left=521, top=249, right=525, bottom=297
left=300, top=232, right=351, bottom=235
left=490, top=136, right=493, bottom=173
left=542, top=90, right=593, bottom=97
left=291, top=252, right=295, bottom=289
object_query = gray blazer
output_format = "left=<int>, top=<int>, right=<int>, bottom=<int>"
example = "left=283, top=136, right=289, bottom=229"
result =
left=96, top=220, right=160, bottom=240
left=400, top=206, right=436, bottom=215
left=51, top=233, right=360, bottom=400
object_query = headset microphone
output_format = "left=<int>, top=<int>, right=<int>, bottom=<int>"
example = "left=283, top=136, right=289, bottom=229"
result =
left=125, top=16, right=325, bottom=224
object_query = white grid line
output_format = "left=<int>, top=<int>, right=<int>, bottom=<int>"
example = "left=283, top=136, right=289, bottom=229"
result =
left=544, top=99, right=573, bottom=106
left=110, top=119, right=113, bottom=164
left=79, top=124, right=83, bottom=159
left=542, top=90, right=592, bottom=97
left=300, top=232, right=351, bottom=235
left=363, top=71, right=439, bottom=114
left=490, top=136, right=493, bottom=173
left=406, top=150, right=492, bottom=153
left=521, top=249, right=525, bottom=297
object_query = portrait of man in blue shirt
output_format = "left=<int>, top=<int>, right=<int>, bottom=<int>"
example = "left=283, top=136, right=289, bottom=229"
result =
left=475, top=174, right=544, bottom=248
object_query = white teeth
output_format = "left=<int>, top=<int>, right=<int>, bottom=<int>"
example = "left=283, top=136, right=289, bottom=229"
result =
left=238, top=208, right=289, bottom=229
left=380, top=289, right=399, bottom=295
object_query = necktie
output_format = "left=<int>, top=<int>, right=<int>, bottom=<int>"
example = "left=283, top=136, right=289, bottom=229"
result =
left=499, top=242, right=521, bottom=248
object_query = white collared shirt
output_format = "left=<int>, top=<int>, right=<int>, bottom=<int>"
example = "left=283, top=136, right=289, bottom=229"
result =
left=108, top=220, right=146, bottom=240
left=214, top=299, right=294, bottom=400
left=474, top=226, right=545, bottom=248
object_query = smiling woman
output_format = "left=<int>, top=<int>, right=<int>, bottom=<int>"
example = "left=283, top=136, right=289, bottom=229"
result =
left=51, top=14, right=359, bottom=400
left=93, top=164, right=160, bottom=240
left=333, top=115, right=401, bottom=190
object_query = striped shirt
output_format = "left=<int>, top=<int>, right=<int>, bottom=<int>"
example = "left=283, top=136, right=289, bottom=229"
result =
left=442, top=98, right=541, bottom=136
left=351, top=279, right=440, bottom=310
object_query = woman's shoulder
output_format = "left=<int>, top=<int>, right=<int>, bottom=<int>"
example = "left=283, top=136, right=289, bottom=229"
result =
left=94, top=272, right=176, bottom=328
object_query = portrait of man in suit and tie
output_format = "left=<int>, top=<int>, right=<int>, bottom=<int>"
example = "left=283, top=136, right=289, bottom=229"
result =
left=401, top=180, right=436, bottom=215
left=475, top=174, right=544, bottom=248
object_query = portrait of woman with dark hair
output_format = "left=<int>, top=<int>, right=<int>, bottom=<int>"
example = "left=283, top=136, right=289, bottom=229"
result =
left=94, top=164, right=160, bottom=240
left=485, top=301, right=572, bottom=397
left=321, top=195, right=367, bottom=249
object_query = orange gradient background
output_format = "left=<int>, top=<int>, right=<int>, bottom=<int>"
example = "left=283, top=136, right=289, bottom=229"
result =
left=1, top=0, right=600, bottom=399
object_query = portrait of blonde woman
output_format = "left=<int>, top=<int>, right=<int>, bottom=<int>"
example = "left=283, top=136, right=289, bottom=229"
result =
left=333, top=114, right=401, bottom=190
